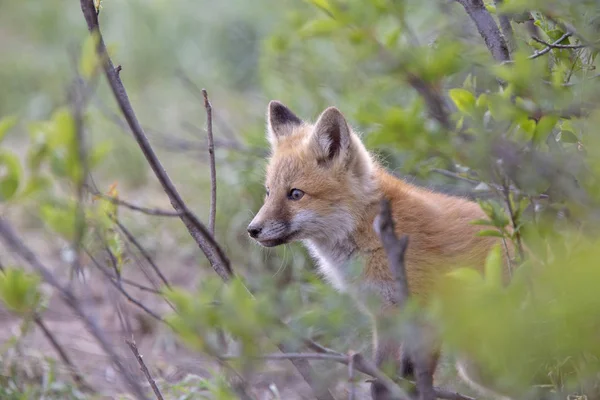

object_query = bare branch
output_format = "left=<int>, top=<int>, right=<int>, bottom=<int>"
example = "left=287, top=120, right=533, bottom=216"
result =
left=348, top=352, right=357, bottom=400
left=544, top=15, right=600, bottom=50
left=126, top=339, right=164, bottom=400
left=0, top=218, right=149, bottom=400
left=79, top=3, right=335, bottom=398
left=375, top=200, right=437, bottom=400
left=229, top=351, right=475, bottom=400
left=114, top=219, right=171, bottom=290
left=531, top=35, right=585, bottom=49
left=455, top=0, right=510, bottom=62
left=79, top=0, right=232, bottom=282
left=87, top=186, right=183, bottom=217
left=35, top=315, right=94, bottom=391
left=87, top=249, right=167, bottom=325
left=374, top=200, right=410, bottom=304
left=529, top=32, right=572, bottom=59
left=494, top=0, right=514, bottom=52
left=202, top=88, right=217, bottom=236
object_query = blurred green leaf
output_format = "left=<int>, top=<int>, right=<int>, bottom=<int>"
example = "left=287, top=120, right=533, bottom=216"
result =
left=0, top=149, right=22, bottom=202
left=449, top=89, right=476, bottom=114
left=0, top=116, right=18, bottom=143
left=0, top=268, right=41, bottom=315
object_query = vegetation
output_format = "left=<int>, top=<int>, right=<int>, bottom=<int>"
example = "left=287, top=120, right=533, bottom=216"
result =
left=0, top=0, right=599, bottom=399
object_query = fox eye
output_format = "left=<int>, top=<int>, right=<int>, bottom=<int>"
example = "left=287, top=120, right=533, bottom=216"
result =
left=266, top=187, right=270, bottom=197
left=288, top=188, right=304, bottom=201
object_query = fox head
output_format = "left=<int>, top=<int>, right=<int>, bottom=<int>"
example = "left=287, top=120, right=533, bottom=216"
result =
left=247, top=101, right=378, bottom=247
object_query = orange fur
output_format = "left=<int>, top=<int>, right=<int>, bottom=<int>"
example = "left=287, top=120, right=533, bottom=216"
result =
left=248, top=101, right=513, bottom=399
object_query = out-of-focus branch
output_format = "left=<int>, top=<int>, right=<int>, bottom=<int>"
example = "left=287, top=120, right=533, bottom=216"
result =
left=202, top=89, right=217, bottom=236
left=126, top=339, right=164, bottom=400
left=374, top=200, right=436, bottom=400
left=113, top=220, right=171, bottom=290
left=455, top=0, right=510, bottom=62
left=79, top=2, right=336, bottom=398
left=80, top=0, right=232, bottom=282
left=0, top=258, right=93, bottom=391
left=531, top=35, right=585, bottom=49
left=494, top=0, right=514, bottom=52
left=87, top=185, right=183, bottom=217
left=0, top=218, right=149, bottom=400
left=226, top=351, right=475, bottom=400
left=529, top=32, right=572, bottom=59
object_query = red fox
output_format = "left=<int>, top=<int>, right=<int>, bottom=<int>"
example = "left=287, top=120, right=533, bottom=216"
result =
left=248, top=101, right=512, bottom=398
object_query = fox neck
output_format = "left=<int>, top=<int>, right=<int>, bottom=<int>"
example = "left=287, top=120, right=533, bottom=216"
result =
left=303, top=157, right=383, bottom=292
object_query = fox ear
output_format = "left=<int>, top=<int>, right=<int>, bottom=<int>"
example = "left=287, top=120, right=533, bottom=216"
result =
left=311, top=107, right=351, bottom=163
left=267, top=100, right=303, bottom=146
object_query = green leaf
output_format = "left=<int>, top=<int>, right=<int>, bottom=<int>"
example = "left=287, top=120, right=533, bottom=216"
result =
left=534, top=115, right=558, bottom=144
left=298, top=18, right=341, bottom=38
left=470, top=218, right=494, bottom=226
left=0, top=268, right=41, bottom=315
left=449, top=89, right=476, bottom=114
left=446, top=267, right=483, bottom=284
left=0, top=150, right=22, bottom=202
left=39, top=202, right=78, bottom=241
left=306, top=0, right=337, bottom=17
left=558, top=130, right=578, bottom=143
left=0, top=116, right=18, bottom=143
left=484, top=245, right=503, bottom=288
left=79, top=31, right=101, bottom=80
left=477, top=229, right=505, bottom=238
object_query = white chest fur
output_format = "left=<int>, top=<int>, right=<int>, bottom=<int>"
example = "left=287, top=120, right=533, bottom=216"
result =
left=303, top=238, right=357, bottom=292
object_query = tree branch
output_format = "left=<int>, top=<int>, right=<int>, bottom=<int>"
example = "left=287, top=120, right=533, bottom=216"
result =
left=374, top=200, right=436, bottom=400
left=79, top=0, right=232, bottom=282
left=529, top=32, right=572, bottom=59
left=531, top=35, right=585, bottom=49
left=113, top=220, right=171, bottom=290
left=79, top=2, right=336, bottom=398
left=493, top=0, right=514, bottom=52
left=455, top=0, right=510, bottom=62
left=202, top=89, right=217, bottom=236
left=0, top=218, right=149, bottom=400
left=87, top=185, right=183, bottom=217
left=126, top=339, right=164, bottom=400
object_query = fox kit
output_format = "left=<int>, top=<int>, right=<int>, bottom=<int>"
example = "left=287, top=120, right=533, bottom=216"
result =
left=248, top=101, right=511, bottom=398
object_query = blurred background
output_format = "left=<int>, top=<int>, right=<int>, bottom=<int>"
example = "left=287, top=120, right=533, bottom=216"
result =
left=1, top=0, right=600, bottom=399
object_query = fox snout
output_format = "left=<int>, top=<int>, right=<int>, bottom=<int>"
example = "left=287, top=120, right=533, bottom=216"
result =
left=247, top=213, right=296, bottom=247
left=247, top=224, right=262, bottom=239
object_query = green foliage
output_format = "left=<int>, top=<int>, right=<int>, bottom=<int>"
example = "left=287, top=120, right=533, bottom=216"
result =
left=0, top=268, right=41, bottom=316
left=2, top=0, right=600, bottom=398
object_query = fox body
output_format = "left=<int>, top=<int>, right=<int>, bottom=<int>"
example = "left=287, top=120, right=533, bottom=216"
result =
left=248, top=101, right=511, bottom=398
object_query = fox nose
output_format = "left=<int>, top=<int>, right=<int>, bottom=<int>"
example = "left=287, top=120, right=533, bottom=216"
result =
left=247, top=225, right=262, bottom=238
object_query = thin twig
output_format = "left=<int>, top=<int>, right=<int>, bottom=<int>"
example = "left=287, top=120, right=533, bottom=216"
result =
left=375, top=200, right=436, bottom=400
left=227, top=351, right=475, bottom=400
left=544, top=15, right=600, bottom=50
left=114, top=220, right=171, bottom=290
left=35, top=315, right=94, bottom=391
left=79, top=3, right=335, bottom=398
left=531, top=35, right=585, bottom=49
left=202, top=89, right=217, bottom=237
left=348, top=352, right=357, bottom=400
left=455, top=0, right=510, bottom=62
left=126, top=339, right=165, bottom=400
left=501, top=179, right=525, bottom=262
left=87, top=186, right=183, bottom=217
left=80, top=0, right=232, bottom=282
left=87, top=248, right=167, bottom=325
left=0, top=218, right=149, bottom=400
left=529, top=32, right=571, bottom=59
